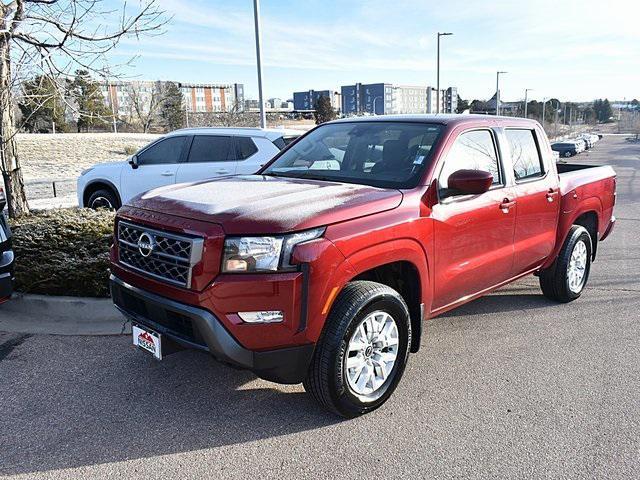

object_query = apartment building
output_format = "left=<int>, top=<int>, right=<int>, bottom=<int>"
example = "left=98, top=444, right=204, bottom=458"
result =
left=426, top=86, right=458, bottom=114
left=101, top=80, right=245, bottom=118
left=341, top=83, right=455, bottom=115
left=293, top=89, right=341, bottom=111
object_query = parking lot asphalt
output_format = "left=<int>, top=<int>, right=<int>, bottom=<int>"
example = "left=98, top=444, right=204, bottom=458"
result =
left=1, top=136, right=638, bottom=479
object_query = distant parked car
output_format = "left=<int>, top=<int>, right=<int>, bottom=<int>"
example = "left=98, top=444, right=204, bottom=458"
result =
left=78, top=127, right=302, bottom=210
left=0, top=184, right=14, bottom=303
left=552, top=141, right=581, bottom=158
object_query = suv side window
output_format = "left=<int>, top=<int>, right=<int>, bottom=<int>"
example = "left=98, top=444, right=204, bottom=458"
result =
left=137, top=136, right=187, bottom=165
left=439, top=129, right=501, bottom=190
left=236, top=137, right=258, bottom=160
left=506, top=129, right=544, bottom=181
left=187, top=136, right=234, bottom=163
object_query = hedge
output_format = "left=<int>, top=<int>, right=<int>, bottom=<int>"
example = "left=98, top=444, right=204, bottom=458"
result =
left=9, top=208, right=115, bottom=297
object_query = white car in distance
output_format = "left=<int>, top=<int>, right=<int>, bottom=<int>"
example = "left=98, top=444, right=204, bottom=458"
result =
left=78, top=127, right=301, bottom=209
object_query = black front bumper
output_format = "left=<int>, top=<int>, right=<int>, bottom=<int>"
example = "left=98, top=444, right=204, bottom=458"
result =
left=110, top=274, right=314, bottom=384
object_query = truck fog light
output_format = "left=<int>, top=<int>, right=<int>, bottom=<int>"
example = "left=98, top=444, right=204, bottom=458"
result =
left=238, top=311, right=284, bottom=323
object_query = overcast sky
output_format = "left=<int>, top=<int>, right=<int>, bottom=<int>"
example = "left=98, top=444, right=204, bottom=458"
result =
left=112, top=0, right=640, bottom=102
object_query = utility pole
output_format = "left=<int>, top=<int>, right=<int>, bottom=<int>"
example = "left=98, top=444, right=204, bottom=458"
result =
left=436, top=32, right=453, bottom=114
left=524, top=88, right=533, bottom=118
left=496, top=71, right=507, bottom=116
left=253, top=0, right=266, bottom=128
left=542, top=97, right=547, bottom=126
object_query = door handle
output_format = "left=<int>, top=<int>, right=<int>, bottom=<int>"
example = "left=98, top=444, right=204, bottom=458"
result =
left=215, top=169, right=230, bottom=174
left=546, top=189, right=558, bottom=203
left=500, top=198, right=516, bottom=213
left=161, top=171, right=174, bottom=177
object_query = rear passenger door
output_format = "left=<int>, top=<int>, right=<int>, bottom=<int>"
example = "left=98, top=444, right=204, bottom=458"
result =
left=506, top=128, right=560, bottom=274
left=175, top=135, right=238, bottom=184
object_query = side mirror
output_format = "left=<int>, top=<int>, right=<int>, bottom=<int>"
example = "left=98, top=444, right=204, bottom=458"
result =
left=447, top=169, right=493, bottom=195
left=129, top=155, right=139, bottom=169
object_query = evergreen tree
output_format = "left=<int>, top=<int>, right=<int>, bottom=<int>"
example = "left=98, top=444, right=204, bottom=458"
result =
left=67, top=70, right=110, bottom=132
left=455, top=95, right=469, bottom=113
left=18, top=76, right=67, bottom=133
left=314, top=96, right=337, bottom=124
left=160, top=82, right=185, bottom=131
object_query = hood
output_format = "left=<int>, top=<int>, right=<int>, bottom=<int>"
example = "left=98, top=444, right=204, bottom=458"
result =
left=126, top=175, right=403, bottom=234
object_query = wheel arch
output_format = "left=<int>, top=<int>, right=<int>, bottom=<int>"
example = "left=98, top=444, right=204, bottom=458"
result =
left=82, top=179, right=122, bottom=208
left=334, top=239, right=430, bottom=353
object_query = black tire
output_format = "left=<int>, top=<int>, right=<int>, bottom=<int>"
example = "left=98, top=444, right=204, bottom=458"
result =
left=303, top=281, right=412, bottom=418
left=539, top=225, right=592, bottom=303
left=87, top=188, right=120, bottom=210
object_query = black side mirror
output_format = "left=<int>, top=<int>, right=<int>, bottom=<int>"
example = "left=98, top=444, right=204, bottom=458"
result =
left=129, top=155, right=139, bottom=169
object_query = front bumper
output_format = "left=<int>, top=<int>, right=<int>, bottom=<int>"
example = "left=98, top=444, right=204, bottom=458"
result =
left=110, top=274, right=314, bottom=384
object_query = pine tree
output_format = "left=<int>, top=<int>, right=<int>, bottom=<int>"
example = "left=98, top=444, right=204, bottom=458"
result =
left=67, top=70, right=110, bottom=132
left=18, top=76, right=67, bottom=133
left=314, top=96, right=337, bottom=124
left=160, top=82, right=185, bottom=131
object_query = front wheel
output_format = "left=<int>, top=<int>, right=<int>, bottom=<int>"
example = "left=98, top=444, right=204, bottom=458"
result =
left=539, top=225, right=592, bottom=302
left=87, top=188, right=120, bottom=210
left=303, top=281, right=411, bottom=418
left=564, top=151, right=573, bottom=158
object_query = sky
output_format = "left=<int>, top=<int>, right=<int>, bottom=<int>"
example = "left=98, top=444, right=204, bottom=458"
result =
left=110, top=0, right=640, bottom=103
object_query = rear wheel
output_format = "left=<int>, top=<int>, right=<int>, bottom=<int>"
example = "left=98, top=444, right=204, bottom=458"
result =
left=87, top=188, right=119, bottom=210
left=539, top=225, right=592, bottom=302
left=303, top=281, right=411, bottom=418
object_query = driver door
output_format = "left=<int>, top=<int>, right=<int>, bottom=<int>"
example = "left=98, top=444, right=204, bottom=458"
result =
left=120, top=136, right=189, bottom=203
left=431, top=128, right=516, bottom=311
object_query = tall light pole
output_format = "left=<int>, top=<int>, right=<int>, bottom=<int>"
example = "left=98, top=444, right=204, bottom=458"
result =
left=542, top=97, right=547, bottom=125
left=436, top=32, right=453, bottom=114
left=524, top=88, right=533, bottom=118
left=372, top=96, right=382, bottom=115
left=253, top=0, right=266, bottom=128
left=495, top=71, right=507, bottom=116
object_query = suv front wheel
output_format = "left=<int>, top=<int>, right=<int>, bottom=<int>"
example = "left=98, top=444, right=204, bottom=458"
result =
left=304, top=281, right=412, bottom=418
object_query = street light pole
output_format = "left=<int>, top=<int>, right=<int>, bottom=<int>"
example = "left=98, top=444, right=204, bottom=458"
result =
left=496, top=71, right=507, bottom=116
left=524, top=88, right=533, bottom=118
left=542, top=97, right=547, bottom=125
left=253, top=0, right=266, bottom=128
left=372, top=96, right=382, bottom=115
left=436, top=32, right=453, bottom=114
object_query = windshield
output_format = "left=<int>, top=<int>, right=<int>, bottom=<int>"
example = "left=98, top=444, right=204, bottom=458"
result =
left=262, top=122, right=443, bottom=189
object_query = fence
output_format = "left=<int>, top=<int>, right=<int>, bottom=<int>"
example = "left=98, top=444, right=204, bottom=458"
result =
left=25, top=178, right=76, bottom=201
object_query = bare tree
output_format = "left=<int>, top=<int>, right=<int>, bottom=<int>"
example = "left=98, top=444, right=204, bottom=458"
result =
left=128, top=81, right=164, bottom=133
left=0, top=1, right=167, bottom=217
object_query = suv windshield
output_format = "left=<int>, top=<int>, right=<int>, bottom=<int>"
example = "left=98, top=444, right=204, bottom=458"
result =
left=262, top=122, right=443, bottom=189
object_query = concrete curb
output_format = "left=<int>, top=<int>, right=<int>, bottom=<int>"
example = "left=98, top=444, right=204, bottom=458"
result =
left=0, top=293, right=131, bottom=336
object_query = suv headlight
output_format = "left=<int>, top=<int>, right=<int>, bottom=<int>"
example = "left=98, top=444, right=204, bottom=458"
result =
left=222, top=227, right=325, bottom=273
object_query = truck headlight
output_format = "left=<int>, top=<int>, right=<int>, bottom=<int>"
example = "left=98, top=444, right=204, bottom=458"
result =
left=222, top=227, right=325, bottom=273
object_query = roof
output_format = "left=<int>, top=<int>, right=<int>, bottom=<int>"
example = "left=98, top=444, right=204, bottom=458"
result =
left=166, top=127, right=301, bottom=140
left=330, top=113, right=540, bottom=127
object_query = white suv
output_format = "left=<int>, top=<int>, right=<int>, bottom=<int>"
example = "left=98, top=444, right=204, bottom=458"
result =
left=77, top=127, right=301, bottom=209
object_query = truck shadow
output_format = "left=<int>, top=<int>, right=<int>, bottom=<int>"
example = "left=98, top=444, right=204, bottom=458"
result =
left=438, top=291, right=556, bottom=318
left=0, top=338, right=341, bottom=475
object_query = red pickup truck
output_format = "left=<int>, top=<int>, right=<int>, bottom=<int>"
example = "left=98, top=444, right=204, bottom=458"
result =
left=110, top=115, right=616, bottom=417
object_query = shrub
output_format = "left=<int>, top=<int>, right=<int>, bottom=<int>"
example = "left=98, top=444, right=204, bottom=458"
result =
left=124, top=145, right=138, bottom=156
left=9, top=208, right=115, bottom=297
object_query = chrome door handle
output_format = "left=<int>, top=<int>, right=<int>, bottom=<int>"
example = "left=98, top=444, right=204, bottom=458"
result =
left=546, top=189, right=558, bottom=202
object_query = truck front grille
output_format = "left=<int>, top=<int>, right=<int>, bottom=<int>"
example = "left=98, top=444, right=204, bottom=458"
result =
left=117, top=221, right=204, bottom=288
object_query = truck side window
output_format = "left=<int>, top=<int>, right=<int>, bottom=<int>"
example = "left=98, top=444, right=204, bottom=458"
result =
left=187, top=136, right=234, bottom=163
left=506, top=129, right=544, bottom=181
left=137, top=136, right=187, bottom=165
left=439, top=130, right=501, bottom=190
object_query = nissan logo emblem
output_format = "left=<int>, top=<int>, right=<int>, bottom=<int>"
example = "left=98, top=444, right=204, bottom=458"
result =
left=137, top=232, right=155, bottom=258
